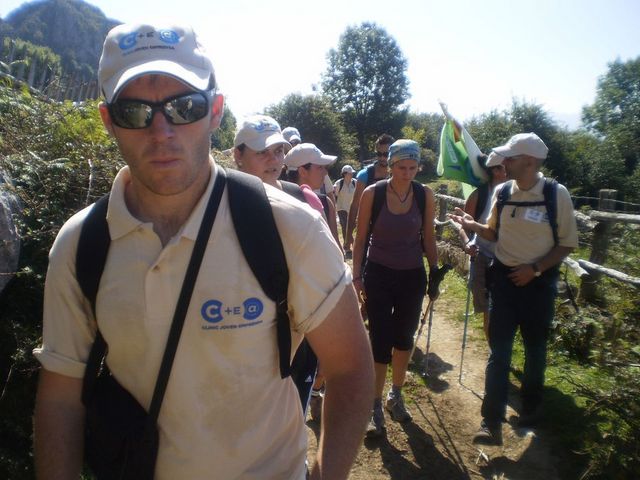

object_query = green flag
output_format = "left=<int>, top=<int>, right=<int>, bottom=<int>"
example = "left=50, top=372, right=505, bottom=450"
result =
left=437, top=104, right=488, bottom=199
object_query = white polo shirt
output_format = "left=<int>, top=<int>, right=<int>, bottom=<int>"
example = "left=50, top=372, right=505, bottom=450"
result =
left=487, top=173, right=578, bottom=267
left=34, top=161, right=350, bottom=480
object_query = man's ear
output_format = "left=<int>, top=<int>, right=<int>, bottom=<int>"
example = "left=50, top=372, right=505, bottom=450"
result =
left=210, top=93, right=225, bottom=130
left=98, top=102, right=115, bottom=136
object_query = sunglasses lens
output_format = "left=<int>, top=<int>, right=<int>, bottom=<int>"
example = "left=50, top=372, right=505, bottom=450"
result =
left=109, top=92, right=210, bottom=129
left=110, top=101, right=153, bottom=129
left=165, top=93, right=209, bottom=125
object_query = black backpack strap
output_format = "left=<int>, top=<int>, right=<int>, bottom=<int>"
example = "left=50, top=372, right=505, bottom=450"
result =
left=317, top=193, right=330, bottom=219
left=495, top=180, right=513, bottom=240
left=411, top=181, right=426, bottom=218
left=77, top=194, right=111, bottom=406
left=226, top=169, right=291, bottom=378
left=542, top=177, right=559, bottom=246
left=370, top=179, right=388, bottom=230
left=280, top=180, right=307, bottom=204
left=366, top=164, right=377, bottom=187
left=337, top=178, right=344, bottom=192
left=475, top=183, right=490, bottom=220
left=76, top=194, right=111, bottom=316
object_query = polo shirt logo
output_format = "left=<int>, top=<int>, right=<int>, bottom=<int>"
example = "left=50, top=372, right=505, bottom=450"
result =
left=200, top=297, right=265, bottom=330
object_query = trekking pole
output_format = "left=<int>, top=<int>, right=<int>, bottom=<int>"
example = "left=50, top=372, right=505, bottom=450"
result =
left=423, top=264, right=453, bottom=376
left=410, top=299, right=432, bottom=362
left=458, top=263, right=472, bottom=383
left=423, top=300, right=436, bottom=375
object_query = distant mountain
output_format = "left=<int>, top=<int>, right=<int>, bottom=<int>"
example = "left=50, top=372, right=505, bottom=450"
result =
left=1, top=0, right=120, bottom=79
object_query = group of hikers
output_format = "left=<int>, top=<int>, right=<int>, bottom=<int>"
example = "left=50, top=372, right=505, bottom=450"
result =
left=31, top=21, right=579, bottom=480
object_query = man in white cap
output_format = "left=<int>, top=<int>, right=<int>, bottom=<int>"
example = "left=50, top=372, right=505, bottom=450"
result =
left=450, top=132, right=578, bottom=446
left=457, top=152, right=506, bottom=341
left=334, top=165, right=357, bottom=256
left=32, top=22, right=373, bottom=480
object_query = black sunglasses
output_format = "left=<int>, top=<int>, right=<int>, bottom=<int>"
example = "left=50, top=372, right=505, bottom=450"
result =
left=108, top=91, right=211, bottom=129
left=375, top=150, right=389, bottom=157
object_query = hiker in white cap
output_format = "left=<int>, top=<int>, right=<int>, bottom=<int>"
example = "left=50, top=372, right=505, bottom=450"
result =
left=33, top=22, right=374, bottom=480
left=334, top=164, right=357, bottom=257
left=285, top=143, right=342, bottom=250
left=352, top=139, right=441, bottom=438
left=233, top=114, right=290, bottom=186
left=457, top=152, right=506, bottom=341
left=450, top=132, right=578, bottom=446
left=233, top=116, right=337, bottom=423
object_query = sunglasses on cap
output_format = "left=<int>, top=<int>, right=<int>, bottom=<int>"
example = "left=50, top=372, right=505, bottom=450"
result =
left=108, top=91, right=211, bottom=129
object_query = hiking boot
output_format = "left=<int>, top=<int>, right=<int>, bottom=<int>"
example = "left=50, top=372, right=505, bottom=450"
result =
left=385, top=392, right=412, bottom=423
left=365, top=407, right=386, bottom=439
left=309, top=391, right=323, bottom=422
left=472, top=420, right=503, bottom=446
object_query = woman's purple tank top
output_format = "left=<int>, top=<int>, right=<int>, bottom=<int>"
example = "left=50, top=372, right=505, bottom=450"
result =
left=367, top=197, right=423, bottom=270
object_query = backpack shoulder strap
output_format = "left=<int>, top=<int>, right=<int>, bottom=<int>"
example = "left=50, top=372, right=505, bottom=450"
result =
left=226, top=169, right=291, bottom=378
left=543, top=177, right=559, bottom=246
left=495, top=180, right=513, bottom=240
left=76, top=194, right=110, bottom=406
left=366, top=164, right=377, bottom=187
left=76, top=194, right=111, bottom=315
left=317, top=193, right=330, bottom=219
left=370, top=179, right=388, bottom=230
left=475, top=183, right=490, bottom=219
left=280, top=180, right=307, bottom=204
left=337, top=178, right=344, bottom=192
left=411, top=181, right=426, bottom=218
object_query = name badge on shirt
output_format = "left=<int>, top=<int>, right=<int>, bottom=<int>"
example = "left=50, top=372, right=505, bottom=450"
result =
left=524, top=208, right=545, bottom=223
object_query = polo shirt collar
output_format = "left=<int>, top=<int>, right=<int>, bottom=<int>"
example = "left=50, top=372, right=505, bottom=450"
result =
left=512, top=172, right=544, bottom=196
left=106, top=159, right=218, bottom=242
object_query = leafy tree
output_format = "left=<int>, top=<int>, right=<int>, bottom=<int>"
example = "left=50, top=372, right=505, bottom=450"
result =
left=0, top=82, right=120, bottom=477
left=265, top=93, right=357, bottom=176
left=321, top=22, right=409, bottom=160
left=211, top=103, right=236, bottom=151
left=401, top=112, right=444, bottom=178
left=583, top=57, right=640, bottom=196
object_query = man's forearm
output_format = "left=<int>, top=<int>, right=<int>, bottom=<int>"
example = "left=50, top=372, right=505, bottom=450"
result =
left=468, top=221, right=497, bottom=242
left=310, top=370, right=373, bottom=479
left=34, top=370, right=85, bottom=480
left=536, top=246, right=574, bottom=272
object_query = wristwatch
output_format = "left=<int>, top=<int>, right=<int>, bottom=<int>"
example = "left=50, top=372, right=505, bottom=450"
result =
left=532, top=263, right=542, bottom=277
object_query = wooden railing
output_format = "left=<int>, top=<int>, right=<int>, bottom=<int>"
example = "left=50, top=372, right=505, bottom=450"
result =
left=434, top=185, right=640, bottom=303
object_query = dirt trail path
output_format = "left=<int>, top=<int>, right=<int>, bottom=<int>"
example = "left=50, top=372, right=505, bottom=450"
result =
left=307, top=295, right=562, bottom=479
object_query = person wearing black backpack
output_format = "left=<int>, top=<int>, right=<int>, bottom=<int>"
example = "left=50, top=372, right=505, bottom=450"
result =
left=344, top=134, right=394, bottom=254
left=450, top=133, right=578, bottom=447
left=352, top=140, right=441, bottom=438
left=32, top=22, right=374, bottom=480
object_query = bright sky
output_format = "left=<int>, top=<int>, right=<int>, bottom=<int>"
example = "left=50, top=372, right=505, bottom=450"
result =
left=2, top=0, right=640, bottom=129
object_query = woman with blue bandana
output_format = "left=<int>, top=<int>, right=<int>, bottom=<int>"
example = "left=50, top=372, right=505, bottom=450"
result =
left=352, top=139, right=439, bottom=438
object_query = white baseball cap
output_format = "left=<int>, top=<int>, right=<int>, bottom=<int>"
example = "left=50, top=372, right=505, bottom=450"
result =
left=234, top=115, right=289, bottom=151
left=284, top=143, right=337, bottom=170
left=282, top=127, right=302, bottom=144
left=493, top=133, right=549, bottom=160
left=341, top=165, right=355, bottom=174
left=98, top=22, right=215, bottom=102
left=485, top=151, right=505, bottom=167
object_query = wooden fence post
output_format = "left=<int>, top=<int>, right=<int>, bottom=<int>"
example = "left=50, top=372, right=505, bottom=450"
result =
left=579, top=189, right=616, bottom=302
left=436, top=184, right=448, bottom=241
